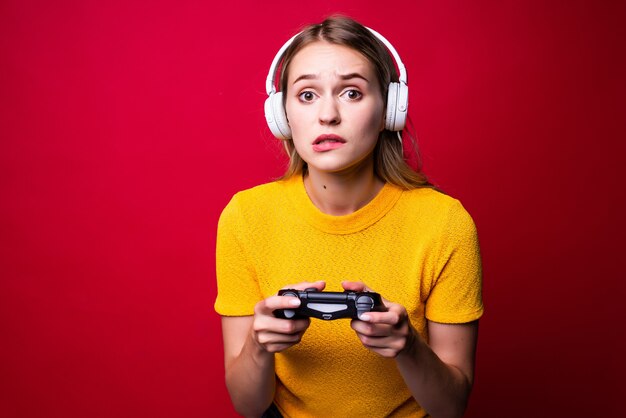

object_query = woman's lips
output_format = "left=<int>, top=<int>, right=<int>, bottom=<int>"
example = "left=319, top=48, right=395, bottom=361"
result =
left=312, top=134, right=346, bottom=152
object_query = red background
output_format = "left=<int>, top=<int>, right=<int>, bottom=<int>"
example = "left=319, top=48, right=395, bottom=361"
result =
left=2, top=1, right=625, bottom=416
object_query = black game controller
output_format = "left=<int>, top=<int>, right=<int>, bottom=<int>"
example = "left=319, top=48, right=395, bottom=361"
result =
left=274, top=288, right=386, bottom=320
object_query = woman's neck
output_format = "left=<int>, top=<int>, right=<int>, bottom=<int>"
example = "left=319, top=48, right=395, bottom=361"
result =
left=303, top=162, right=384, bottom=216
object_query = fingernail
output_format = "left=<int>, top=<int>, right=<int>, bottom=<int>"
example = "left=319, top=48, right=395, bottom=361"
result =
left=289, top=299, right=301, bottom=307
left=359, top=314, right=371, bottom=321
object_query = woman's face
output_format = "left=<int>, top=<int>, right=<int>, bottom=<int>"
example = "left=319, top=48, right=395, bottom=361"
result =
left=284, top=41, right=385, bottom=176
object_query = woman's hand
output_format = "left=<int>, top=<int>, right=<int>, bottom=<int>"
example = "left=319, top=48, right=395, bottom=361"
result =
left=251, top=281, right=326, bottom=353
left=342, top=281, right=416, bottom=358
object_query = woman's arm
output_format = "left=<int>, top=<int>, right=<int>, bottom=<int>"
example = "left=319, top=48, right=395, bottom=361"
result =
left=344, top=281, right=478, bottom=418
left=395, top=320, right=478, bottom=418
left=220, top=281, right=325, bottom=418
left=221, top=315, right=275, bottom=418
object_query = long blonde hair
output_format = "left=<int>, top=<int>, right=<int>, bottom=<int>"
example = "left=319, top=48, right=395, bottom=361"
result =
left=276, top=16, right=432, bottom=190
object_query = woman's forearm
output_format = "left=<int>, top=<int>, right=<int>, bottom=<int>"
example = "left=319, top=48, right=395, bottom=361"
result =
left=221, top=287, right=323, bottom=417
left=395, top=328, right=473, bottom=418
left=225, top=330, right=276, bottom=418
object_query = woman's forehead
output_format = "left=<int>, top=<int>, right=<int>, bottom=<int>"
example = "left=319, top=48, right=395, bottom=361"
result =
left=287, top=41, right=375, bottom=82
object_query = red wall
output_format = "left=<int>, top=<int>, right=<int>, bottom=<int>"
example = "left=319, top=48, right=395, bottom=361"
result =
left=2, top=1, right=624, bottom=416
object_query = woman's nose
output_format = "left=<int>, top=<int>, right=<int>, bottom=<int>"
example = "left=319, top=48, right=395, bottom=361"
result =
left=318, top=97, right=341, bottom=125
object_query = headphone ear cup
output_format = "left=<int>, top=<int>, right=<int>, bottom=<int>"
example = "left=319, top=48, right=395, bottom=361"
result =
left=385, top=82, right=408, bottom=131
left=385, top=83, right=398, bottom=131
left=264, top=92, right=291, bottom=140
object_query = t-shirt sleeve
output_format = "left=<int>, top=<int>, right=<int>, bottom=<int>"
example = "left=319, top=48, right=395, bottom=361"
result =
left=214, top=194, right=264, bottom=316
left=425, top=200, right=484, bottom=324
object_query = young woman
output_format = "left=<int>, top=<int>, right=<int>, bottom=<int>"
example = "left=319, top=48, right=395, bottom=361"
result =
left=215, top=16, right=483, bottom=418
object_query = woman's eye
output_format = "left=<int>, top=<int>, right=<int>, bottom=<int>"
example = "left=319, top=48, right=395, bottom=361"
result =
left=299, top=91, right=315, bottom=102
left=343, top=89, right=362, bottom=100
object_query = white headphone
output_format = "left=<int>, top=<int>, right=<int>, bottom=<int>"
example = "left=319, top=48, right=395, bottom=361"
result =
left=264, top=27, right=409, bottom=140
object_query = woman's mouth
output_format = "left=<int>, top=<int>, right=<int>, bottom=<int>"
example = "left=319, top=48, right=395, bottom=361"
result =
left=312, top=134, right=346, bottom=152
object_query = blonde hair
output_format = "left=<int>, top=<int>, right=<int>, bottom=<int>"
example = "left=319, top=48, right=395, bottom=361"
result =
left=276, top=15, right=432, bottom=190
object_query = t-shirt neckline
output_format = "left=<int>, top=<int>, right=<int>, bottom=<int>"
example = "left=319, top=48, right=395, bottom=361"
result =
left=282, top=174, right=403, bottom=235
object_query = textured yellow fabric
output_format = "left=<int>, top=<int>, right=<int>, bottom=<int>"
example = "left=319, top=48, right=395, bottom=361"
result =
left=215, top=175, right=483, bottom=418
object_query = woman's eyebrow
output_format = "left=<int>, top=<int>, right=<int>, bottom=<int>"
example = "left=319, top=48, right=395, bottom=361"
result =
left=292, top=74, right=317, bottom=85
left=339, top=72, right=369, bottom=82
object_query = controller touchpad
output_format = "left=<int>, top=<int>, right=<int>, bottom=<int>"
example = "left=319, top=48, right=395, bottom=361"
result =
left=307, top=303, right=348, bottom=313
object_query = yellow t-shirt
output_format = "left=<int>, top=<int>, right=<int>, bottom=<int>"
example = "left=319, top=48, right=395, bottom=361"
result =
left=215, top=175, right=483, bottom=418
